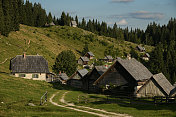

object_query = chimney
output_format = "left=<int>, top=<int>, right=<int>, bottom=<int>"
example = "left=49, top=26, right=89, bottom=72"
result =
left=23, top=52, right=26, bottom=59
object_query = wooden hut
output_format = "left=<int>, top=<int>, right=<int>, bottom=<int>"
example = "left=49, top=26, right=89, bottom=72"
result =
left=58, top=73, right=69, bottom=84
left=136, top=45, right=145, bottom=52
left=78, top=57, right=90, bottom=65
left=142, top=53, right=150, bottom=61
left=137, top=73, right=174, bottom=97
left=67, top=69, right=89, bottom=88
left=103, top=55, right=114, bottom=63
left=83, top=66, right=108, bottom=92
left=70, top=21, right=77, bottom=27
left=85, top=52, right=95, bottom=59
left=93, top=57, right=153, bottom=95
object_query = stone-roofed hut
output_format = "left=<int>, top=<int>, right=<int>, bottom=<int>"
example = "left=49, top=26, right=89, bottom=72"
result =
left=70, top=21, right=77, bottom=27
left=137, top=73, right=174, bottom=97
left=67, top=69, right=89, bottom=88
left=10, top=53, right=50, bottom=81
left=85, top=52, right=95, bottom=59
left=93, top=57, right=153, bottom=95
left=78, top=57, right=90, bottom=66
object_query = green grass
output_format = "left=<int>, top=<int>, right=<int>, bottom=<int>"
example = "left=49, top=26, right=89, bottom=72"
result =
left=0, top=24, right=154, bottom=73
left=0, top=73, right=96, bottom=117
left=60, top=89, right=176, bottom=117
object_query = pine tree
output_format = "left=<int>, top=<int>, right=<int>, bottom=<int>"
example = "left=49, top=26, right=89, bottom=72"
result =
left=75, top=15, right=78, bottom=26
left=2, top=0, right=11, bottom=36
left=47, top=12, right=52, bottom=23
left=0, top=0, right=5, bottom=35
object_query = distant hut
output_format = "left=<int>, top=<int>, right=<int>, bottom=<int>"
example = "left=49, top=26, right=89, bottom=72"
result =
left=83, top=66, right=108, bottom=92
left=136, top=45, right=145, bottom=52
left=78, top=57, right=90, bottom=66
left=142, top=53, right=150, bottom=61
left=85, top=52, right=95, bottom=59
left=10, top=53, right=50, bottom=81
left=93, top=57, right=153, bottom=95
left=70, top=21, right=77, bottom=27
left=49, top=22, right=55, bottom=26
left=67, top=69, right=89, bottom=89
left=58, top=73, right=69, bottom=84
left=137, top=73, right=174, bottom=97
left=103, top=55, right=114, bottom=63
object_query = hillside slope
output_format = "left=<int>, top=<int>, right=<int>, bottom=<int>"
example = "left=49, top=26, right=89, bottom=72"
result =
left=0, top=24, right=153, bottom=73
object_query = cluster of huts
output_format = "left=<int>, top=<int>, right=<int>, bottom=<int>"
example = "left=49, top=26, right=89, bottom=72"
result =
left=136, top=45, right=150, bottom=61
left=10, top=53, right=176, bottom=98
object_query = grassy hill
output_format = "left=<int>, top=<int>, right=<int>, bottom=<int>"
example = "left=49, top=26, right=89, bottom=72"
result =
left=0, top=25, right=157, bottom=116
left=0, top=24, right=153, bottom=73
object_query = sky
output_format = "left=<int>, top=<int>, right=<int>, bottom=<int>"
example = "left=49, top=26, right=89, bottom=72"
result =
left=29, top=0, right=176, bottom=30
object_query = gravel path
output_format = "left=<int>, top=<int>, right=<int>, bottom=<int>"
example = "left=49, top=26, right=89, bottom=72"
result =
left=50, top=91, right=132, bottom=117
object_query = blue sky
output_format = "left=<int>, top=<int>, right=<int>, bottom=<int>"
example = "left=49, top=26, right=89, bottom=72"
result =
left=29, top=0, right=176, bottom=29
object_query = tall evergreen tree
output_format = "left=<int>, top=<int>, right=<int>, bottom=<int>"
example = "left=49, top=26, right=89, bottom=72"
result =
left=0, top=0, right=5, bottom=35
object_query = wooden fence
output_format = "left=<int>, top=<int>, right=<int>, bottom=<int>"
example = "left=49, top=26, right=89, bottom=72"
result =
left=40, top=91, right=48, bottom=105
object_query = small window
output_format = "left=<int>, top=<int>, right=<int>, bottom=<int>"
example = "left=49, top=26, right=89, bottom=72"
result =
left=32, top=74, right=39, bottom=78
left=19, top=74, right=26, bottom=77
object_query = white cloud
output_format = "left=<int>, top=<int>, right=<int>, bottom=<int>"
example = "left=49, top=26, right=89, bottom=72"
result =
left=116, top=19, right=128, bottom=25
left=111, top=0, right=134, bottom=3
left=130, top=11, right=164, bottom=20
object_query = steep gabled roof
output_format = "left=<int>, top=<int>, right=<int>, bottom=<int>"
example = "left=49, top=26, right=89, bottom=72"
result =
left=80, top=57, right=89, bottom=62
left=11, top=55, right=49, bottom=73
left=87, top=52, right=94, bottom=56
left=152, top=73, right=174, bottom=96
left=95, top=66, right=108, bottom=76
left=117, top=57, right=153, bottom=81
left=71, top=21, right=77, bottom=25
left=78, top=69, right=89, bottom=78
left=137, top=73, right=174, bottom=96
left=94, top=57, right=152, bottom=85
left=59, top=73, right=69, bottom=81
left=104, top=55, right=113, bottom=60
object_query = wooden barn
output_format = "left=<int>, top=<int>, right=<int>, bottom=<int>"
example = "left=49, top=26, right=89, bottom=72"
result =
left=83, top=66, right=108, bottom=92
left=10, top=53, right=50, bottom=81
left=85, top=52, right=95, bottom=59
left=137, top=73, right=174, bottom=97
left=93, top=57, right=153, bottom=96
left=67, top=69, right=89, bottom=88
left=78, top=57, right=90, bottom=66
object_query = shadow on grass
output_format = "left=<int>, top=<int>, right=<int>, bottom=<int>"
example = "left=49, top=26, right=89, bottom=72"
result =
left=50, top=82, right=176, bottom=113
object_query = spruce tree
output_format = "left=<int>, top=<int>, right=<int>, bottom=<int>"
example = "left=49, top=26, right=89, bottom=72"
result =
left=47, top=12, right=52, bottom=23
left=0, top=0, right=5, bottom=35
left=2, top=0, right=11, bottom=36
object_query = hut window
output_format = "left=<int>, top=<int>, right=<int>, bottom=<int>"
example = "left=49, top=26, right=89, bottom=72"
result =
left=32, top=74, right=39, bottom=78
left=19, top=74, right=26, bottom=77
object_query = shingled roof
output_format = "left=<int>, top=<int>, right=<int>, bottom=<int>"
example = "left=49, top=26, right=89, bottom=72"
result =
left=95, top=66, right=108, bottom=76
left=11, top=55, right=49, bottom=73
left=78, top=69, right=89, bottom=78
left=104, top=55, right=113, bottom=60
left=87, top=52, right=94, bottom=56
left=152, top=73, right=174, bottom=96
left=117, top=57, right=153, bottom=81
left=80, top=57, right=90, bottom=62
left=59, top=73, right=69, bottom=81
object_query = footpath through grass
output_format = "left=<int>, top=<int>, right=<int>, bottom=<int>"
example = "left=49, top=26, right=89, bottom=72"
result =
left=0, top=74, right=95, bottom=117
left=60, top=88, right=176, bottom=117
